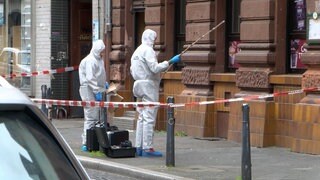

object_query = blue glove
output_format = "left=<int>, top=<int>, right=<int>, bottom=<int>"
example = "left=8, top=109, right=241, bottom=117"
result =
left=169, top=54, right=181, bottom=64
left=95, top=92, right=103, bottom=101
left=105, top=82, right=109, bottom=89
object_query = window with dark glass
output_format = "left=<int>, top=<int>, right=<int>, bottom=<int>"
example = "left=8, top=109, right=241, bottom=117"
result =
left=173, top=0, right=186, bottom=71
left=288, top=0, right=307, bottom=72
left=226, top=0, right=241, bottom=72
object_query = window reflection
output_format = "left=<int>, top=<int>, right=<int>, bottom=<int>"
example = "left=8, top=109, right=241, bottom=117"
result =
left=0, top=0, right=32, bottom=95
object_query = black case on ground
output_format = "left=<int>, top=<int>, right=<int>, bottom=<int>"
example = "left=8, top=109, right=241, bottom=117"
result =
left=86, top=127, right=99, bottom=151
left=95, top=125, right=109, bottom=149
left=105, top=146, right=136, bottom=158
left=95, top=125, right=136, bottom=158
left=107, top=130, right=129, bottom=146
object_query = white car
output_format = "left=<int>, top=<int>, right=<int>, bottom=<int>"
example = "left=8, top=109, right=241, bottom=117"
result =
left=0, top=76, right=90, bottom=179
left=0, top=47, right=31, bottom=90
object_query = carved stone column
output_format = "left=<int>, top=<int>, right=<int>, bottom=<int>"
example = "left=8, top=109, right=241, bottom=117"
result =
left=144, top=0, right=167, bottom=130
left=301, top=0, right=320, bottom=104
left=175, top=0, right=225, bottom=137
left=109, top=0, right=126, bottom=84
left=291, top=0, right=320, bottom=154
left=296, top=0, right=320, bottom=102
left=300, top=0, right=320, bottom=117
left=228, top=0, right=276, bottom=147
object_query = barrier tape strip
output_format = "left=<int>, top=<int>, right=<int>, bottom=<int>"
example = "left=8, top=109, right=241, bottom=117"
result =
left=1, top=65, right=79, bottom=78
left=31, top=87, right=319, bottom=108
left=32, top=98, right=168, bottom=108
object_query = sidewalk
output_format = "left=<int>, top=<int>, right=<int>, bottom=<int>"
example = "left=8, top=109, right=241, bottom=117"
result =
left=53, top=118, right=320, bottom=180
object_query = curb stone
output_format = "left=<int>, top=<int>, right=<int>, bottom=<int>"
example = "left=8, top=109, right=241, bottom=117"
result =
left=78, top=156, right=194, bottom=180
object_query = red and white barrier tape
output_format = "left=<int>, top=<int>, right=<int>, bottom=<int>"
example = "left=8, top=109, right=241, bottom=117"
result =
left=32, top=98, right=168, bottom=108
left=171, top=87, right=318, bottom=108
left=31, top=87, right=319, bottom=108
left=1, top=65, right=78, bottom=78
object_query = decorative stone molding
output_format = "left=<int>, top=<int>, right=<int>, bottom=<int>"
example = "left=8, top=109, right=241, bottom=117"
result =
left=110, top=64, right=124, bottom=81
left=109, top=50, right=125, bottom=61
left=182, top=66, right=211, bottom=85
left=235, top=68, right=272, bottom=88
left=302, top=69, right=320, bottom=89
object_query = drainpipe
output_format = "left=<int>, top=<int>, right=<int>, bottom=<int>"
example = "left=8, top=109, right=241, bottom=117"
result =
left=105, top=0, right=112, bottom=82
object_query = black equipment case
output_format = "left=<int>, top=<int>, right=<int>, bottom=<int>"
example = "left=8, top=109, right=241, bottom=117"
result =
left=86, top=127, right=99, bottom=151
left=94, top=94, right=135, bottom=158
left=95, top=125, right=136, bottom=158
left=107, top=130, right=129, bottom=146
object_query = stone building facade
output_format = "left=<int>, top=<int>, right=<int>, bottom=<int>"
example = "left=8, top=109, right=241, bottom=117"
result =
left=107, top=0, right=320, bottom=155
left=1, top=0, right=320, bottom=155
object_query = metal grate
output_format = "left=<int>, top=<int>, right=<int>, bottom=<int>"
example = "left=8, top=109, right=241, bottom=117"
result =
left=51, top=0, right=69, bottom=101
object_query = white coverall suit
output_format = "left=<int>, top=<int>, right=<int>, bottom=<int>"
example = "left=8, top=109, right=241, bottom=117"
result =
left=79, top=40, right=106, bottom=145
left=130, top=29, right=170, bottom=150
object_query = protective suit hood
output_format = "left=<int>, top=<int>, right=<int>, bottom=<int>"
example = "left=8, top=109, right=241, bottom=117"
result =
left=141, top=29, right=157, bottom=47
left=90, top=39, right=105, bottom=59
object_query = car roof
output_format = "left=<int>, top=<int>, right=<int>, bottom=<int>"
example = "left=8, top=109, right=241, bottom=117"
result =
left=0, top=76, right=33, bottom=105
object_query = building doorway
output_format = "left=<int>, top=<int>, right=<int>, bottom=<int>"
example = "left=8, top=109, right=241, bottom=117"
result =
left=69, top=0, right=92, bottom=117
left=131, top=9, right=145, bottom=104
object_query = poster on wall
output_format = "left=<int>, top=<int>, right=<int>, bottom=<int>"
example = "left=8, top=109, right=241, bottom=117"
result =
left=228, top=41, right=240, bottom=68
left=290, top=39, right=307, bottom=69
left=295, top=0, right=306, bottom=30
left=92, top=20, right=99, bottom=42
left=308, top=17, right=320, bottom=40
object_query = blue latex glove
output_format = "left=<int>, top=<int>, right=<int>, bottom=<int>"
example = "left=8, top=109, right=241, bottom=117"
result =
left=95, top=92, right=103, bottom=101
left=169, top=54, right=181, bottom=64
left=105, top=82, right=109, bottom=89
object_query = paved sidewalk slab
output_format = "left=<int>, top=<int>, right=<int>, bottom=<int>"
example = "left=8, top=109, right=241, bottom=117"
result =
left=53, top=119, right=320, bottom=180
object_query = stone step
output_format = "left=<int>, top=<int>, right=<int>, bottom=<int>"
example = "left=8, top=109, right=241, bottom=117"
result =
left=112, top=116, right=136, bottom=130
left=123, top=110, right=136, bottom=117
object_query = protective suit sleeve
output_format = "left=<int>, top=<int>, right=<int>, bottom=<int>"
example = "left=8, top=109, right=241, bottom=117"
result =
left=86, top=61, right=101, bottom=93
left=144, top=48, right=169, bottom=73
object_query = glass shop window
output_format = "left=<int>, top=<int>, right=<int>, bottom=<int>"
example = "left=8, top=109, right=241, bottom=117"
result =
left=0, top=0, right=32, bottom=96
left=288, top=0, right=307, bottom=72
left=226, top=0, right=241, bottom=72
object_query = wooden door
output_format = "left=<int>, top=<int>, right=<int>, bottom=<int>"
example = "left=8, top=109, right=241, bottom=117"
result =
left=69, top=0, right=92, bottom=117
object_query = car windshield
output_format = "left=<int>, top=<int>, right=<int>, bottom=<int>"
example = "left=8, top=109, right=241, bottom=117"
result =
left=0, top=111, right=80, bottom=180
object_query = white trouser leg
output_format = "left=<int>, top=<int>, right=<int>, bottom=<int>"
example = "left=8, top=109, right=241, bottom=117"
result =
left=142, top=106, right=158, bottom=149
left=79, top=86, right=99, bottom=145
left=135, top=106, right=144, bottom=148
left=133, top=80, right=159, bottom=150
left=82, top=106, right=99, bottom=145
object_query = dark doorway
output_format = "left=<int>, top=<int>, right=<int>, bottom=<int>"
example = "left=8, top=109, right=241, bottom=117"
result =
left=131, top=10, right=145, bottom=104
left=134, top=11, right=145, bottom=49
left=69, top=0, right=92, bottom=118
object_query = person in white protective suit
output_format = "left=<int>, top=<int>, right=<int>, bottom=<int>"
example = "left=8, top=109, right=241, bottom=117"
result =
left=79, top=39, right=108, bottom=152
left=130, top=29, right=181, bottom=157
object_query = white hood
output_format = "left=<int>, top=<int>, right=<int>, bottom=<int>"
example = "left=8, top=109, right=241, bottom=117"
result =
left=141, top=29, right=157, bottom=47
